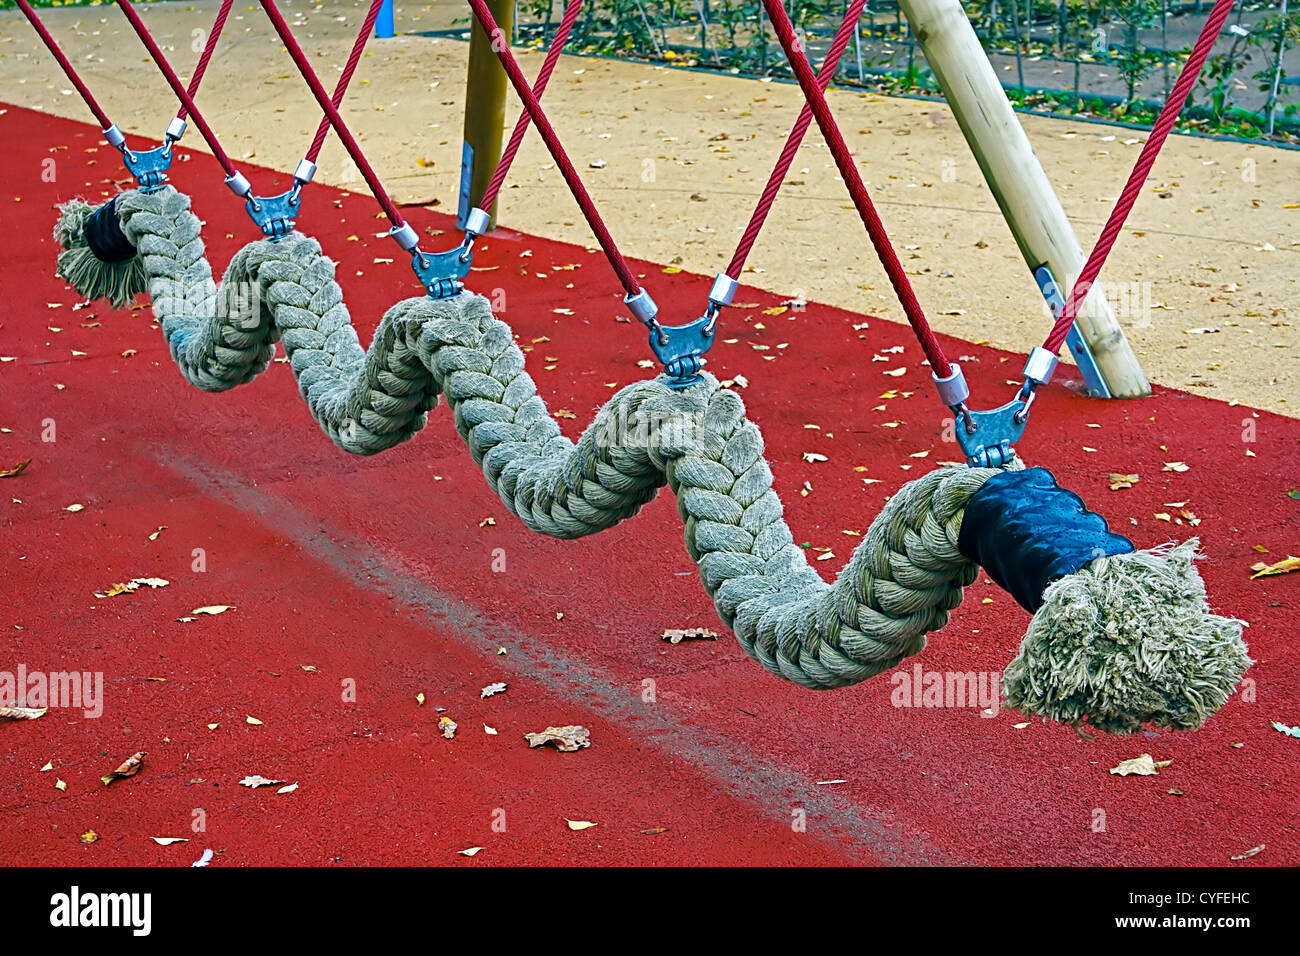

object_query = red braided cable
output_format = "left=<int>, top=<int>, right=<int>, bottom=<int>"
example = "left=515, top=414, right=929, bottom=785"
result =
left=177, top=0, right=235, bottom=123
left=257, top=0, right=404, bottom=225
left=1043, top=0, right=1236, bottom=355
left=305, top=0, right=387, bottom=166
left=114, top=0, right=239, bottom=177
left=14, top=0, right=114, bottom=130
left=466, top=0, right=642, bottom=296
left=760, top=0, right=952, bottom=377
left=477, top=0, right=585, bottom=215
left=727, top=0, right=867, bottom=280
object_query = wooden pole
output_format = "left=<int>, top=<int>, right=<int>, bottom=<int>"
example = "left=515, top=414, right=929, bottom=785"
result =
left=460, top=0, right=516, bottom=230
left=897, top=0, right=1150, bottom=398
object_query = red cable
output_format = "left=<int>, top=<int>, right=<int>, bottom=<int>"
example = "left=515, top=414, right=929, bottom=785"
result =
left=465, top=0, right=642, bottom=296
left=727, top=0, right=867, bottom=280
left=115, top=0, right=239, bottom=177
left=257, top=0, right=404, bottom=225
left=305, top=0, right=387, bottom=166
left=14, top=0, right=114, bottom=130
left=760, top=0, right=952, bottom=377
left=1043, top=0, right=1236, bottom=355
left=478, top=0, right=585, bottom=215
left=178, top=0, right=235, bottom=123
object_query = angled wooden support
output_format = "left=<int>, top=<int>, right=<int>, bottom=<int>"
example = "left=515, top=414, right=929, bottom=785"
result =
left=897, top=0, right=1151, bottom=398
left=459, top=0, right=515, bottom=231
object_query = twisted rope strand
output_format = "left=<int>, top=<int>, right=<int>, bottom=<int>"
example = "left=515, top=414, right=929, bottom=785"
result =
left=112, top=185, right=1010, bottom=689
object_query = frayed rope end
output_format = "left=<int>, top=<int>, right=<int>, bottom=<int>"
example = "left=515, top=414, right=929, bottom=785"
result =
left=1003, top=539, right=1250, bottom=734
left=53, top=198, right=147, bottom=309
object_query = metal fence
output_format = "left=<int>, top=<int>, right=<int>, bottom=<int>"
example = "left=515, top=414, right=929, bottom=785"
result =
left=453, top=1, right=1298, bottom=141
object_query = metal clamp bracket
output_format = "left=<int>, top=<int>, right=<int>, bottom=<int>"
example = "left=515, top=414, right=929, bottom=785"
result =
left=952, top=395, right=1031, bottom=468
left=245, top=186, right=302, bottom=240
left=648, top=313, right=714, bottom=389
left=118, top=139, right=174, bottom=192
left=410, top=242, right=474, bottom=299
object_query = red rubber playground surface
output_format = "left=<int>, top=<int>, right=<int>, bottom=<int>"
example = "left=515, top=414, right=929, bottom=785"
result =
left=1, top=105, right=1297, bottom=867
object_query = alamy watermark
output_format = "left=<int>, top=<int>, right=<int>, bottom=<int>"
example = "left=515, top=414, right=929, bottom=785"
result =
left=0, top=665, right=103, bottom=718
left=891, top=664, right=1001, bottom=717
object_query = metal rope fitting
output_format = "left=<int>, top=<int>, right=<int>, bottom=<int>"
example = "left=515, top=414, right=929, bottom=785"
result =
left=224, top=171, right=252, bottom=198
left=931, top=362, right=970, bottom=410
left=625, top=289, right=661, bottom=335
left=1022, top=346, right=1059, bottom=389
left=102, top=124, right=127, bottom=150
left=707, top=273, right=738, bottom=309
left=463, top=206, right=491, bottom=239
left=165, top=117, right=187, bottom=143
left=388, top=222, right=420, bottom=252
left=293, top=159, right=317, bottom=185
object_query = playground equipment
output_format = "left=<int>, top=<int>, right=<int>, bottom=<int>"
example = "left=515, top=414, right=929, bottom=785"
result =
left=15, top=0, right=1250, bottom=734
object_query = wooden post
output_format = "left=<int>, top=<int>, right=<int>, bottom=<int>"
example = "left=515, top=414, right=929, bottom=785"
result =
left=460, top=0, right=516, bottom=230
left=897, top=0, right=1150, bottom=398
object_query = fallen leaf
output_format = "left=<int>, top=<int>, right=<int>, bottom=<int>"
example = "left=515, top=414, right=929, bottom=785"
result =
left=459, top=846, right=484, bottom=857
left=524, top=725, right=590, bottom=752
left=1108, top=473, right=1139, bottom=490
left=439, top=716, right=458, bottom=739
left=566, top=819, right=598, bottom=831
left=191, top=849, right=214, bottom=868
left=661, top=627, right=719, bottom=644
left=245, top=715, right=263, bottom=726
left=1162, top=461, right=1190, bottom=473
left=93, top=577, right=169, bottom=598
left=80, top=830, right=99, bottom=844
left=481, top=682, right=508, bottom=698
left=0, top=706, right=47, bottom=721
left=1109, top=753, right=1170, bottom=776
left=192, top=605, right=234, bottom=616
left=1271, top=720, right=1300, bottom=739
left=55, top=779, right=67, bottom=791
left=101, top=751, right=146, bottom=786
left=65, top=503, right=85, bottom=512
left=239, top=775, right=285, bottom=789
left=1230, top=843, right=1265, bottom=861
left=484, top=724, right=498, bottom=736
left=0, top=459, right=31, bottom=478
left=416, top=692, right=426, bottom=707
left=151, top=837, right=189, bottom=845
left=1251, top=557, right=1300, bottom=579
left=277, top=782, right=299, bottom=794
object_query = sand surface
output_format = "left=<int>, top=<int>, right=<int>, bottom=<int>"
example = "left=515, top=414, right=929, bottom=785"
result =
left=2, top=0, right=1296, bottom=415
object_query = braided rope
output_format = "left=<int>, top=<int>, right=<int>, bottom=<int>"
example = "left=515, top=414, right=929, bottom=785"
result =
left=110, top=186, right=1011, bottom=689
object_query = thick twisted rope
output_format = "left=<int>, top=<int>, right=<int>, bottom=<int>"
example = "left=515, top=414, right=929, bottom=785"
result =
left=105, top=185, right=1010, bottom=690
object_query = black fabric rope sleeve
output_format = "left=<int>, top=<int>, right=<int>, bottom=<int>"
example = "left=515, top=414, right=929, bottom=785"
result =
left=85, top=197, right=138, bottom=264
left=957, top=467, right=1135, bottom=613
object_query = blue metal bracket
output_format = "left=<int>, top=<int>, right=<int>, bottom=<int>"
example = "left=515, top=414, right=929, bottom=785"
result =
left=953, top=395, right=1031, bottom=468
left=1034, top=264, right=1111, bottom=399
left=245, top=187, right=302, bottom=240
left=121, top=142, right=174, bottom=193
left=411, top=243, right=473, bottom=299
left=456, top=141, right=474, bottom=231
left=648, top=313, right=715, bottom=389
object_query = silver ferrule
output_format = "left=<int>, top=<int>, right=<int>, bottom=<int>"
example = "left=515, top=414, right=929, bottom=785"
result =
left=932, top=363, right=970, bottom=409
left=293, top=159, right=317, bottom=185
left=463, top=206, right=491, bottom=238
left=103, top=124, right=126, bottom=149
left=624, top=289, right=659, bottom=328
left=389, top=222, right=420, bottom=252
left=1022, top=346, right=1059, bottom=387
left=707, top=273, right=739, bottom=308
left=224, top=172, right=252, bottom=197
left=165, top=117, right=187, bottom=142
